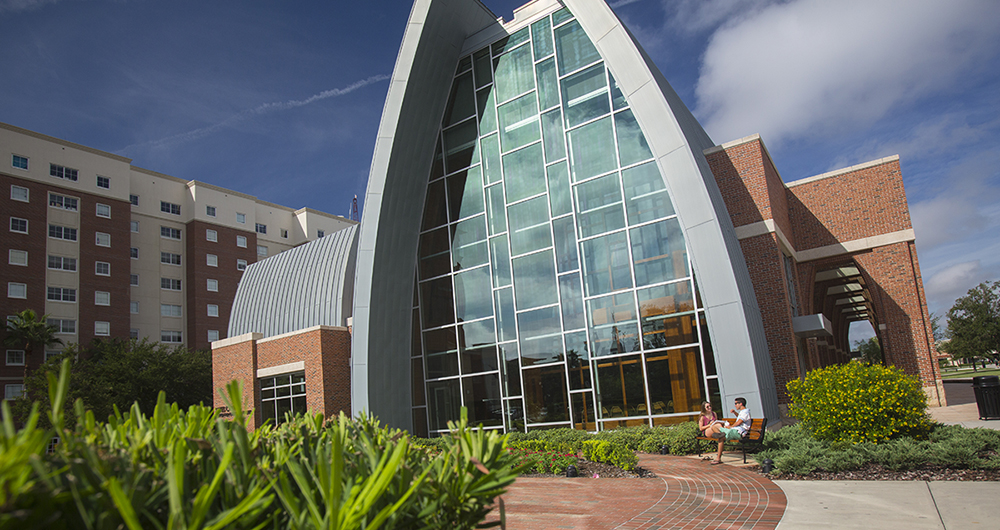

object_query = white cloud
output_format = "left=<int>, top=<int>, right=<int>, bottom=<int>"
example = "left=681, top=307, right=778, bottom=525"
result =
left=694, top=0, right=1000, bottom=145
left=0, top=0, right=61, bottom=13
left=924, top=260, right=992, bottom=312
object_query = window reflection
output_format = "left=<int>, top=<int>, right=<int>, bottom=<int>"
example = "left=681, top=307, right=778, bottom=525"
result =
left=522, top=364, right=569, bottom=423
left=645, top=347, right=705, bottom=416
left=587, top=292, right=639, bottom=357
left=595, top=354, right=647, bottom=422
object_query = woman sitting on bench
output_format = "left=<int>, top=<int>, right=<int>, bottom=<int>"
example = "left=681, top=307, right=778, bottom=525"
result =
left=703, top=397, right=750, bottom=465
left=698, top=401, right=718, bottom=436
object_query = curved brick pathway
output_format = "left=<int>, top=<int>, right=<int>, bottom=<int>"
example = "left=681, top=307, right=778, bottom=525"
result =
left=487, top=454, right=786, bottom=529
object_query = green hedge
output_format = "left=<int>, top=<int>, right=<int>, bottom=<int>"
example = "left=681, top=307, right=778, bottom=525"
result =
left=580, top=440, right=638, bottom=471
left=0, top=360, right=519, bottom=530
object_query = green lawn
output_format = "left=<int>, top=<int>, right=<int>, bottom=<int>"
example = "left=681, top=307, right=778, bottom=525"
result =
left=941, top=367, right=1000, bottom=379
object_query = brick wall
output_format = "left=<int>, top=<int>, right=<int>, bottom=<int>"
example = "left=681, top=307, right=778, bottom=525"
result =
left=77, top=195, right=131, bottom=345
left=212, top=333, right=258, bottom=428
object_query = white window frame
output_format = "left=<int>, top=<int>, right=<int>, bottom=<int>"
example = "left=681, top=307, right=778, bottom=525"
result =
left=317, top=229, right=325, bottom=238
left=207, top=304, right=219, bottom=317
left=257, top=245, right=268, bottom=257
left=95, top=321, right=110, bottom=336
left=206, top=279, right=218, bottom=292
left=96, top=175, right=110, bottom=189
left=160, top=304, right=182, bottom=317
left=96, top=203, right=111, bottom=218
left=207, top=254, right=218, bottom=267
left=206, top=205, right=216, bottom=217
left=237, top=259, right=247, bottom=271
left=130, top=301, right=139, bottom=314
left=10, top=185, right=29, bottom=202
left=236, top=212, right=246, bottom=224
left=281, top=228, right=288, bottom=238
left=49, top=224, right=77, bottom=241
left=48, top=255, right=76, bottom=271
left=6, top=350, right=25, bottom=366
left=8, top=250, right=27, bottom=266
left=160, top=201, right=181, bottom=215
left=47, top=286, right=76, bottom=303
left=12, top=155, right=28, bottom=171
left=236, top=235, right=247, bottom=248
left=49, top=163, right=78, bottom=181
left=255, top=223, right=267, bottom=234
left=130, top=247, right=139, bottom=259
left=130, top=274, right=139, bottom=286
left=48, top=193, right=78, bottom=211
left=95, top=232, right=111, bottom=247
left=95, top=291, right=110, bottom=306
left=4, top=384, right=24, bottom=400
left=161, top=330, right=183, bottom=343
left=131, top=220, right=139, bottom=232
left=129, top=329, right=139, bottom=339
left=130, top=194, right=139, bottom=206
left=208, top=330, right=220, bottom=342
left=10, top=217, right=28, bottom=234
left=8, top=282, right=27, bottom=299
left=161, top=278, right=182, bottom=291
left=160, top=226, right=181, bottom=240
left=47, top=319, right=76, bottom=334
left=160, top=252, right=181, bottom=266
left=95, top=261, right=110, bottom=276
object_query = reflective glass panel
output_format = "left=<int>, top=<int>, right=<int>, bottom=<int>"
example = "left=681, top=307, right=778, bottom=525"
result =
left=451, top=215, right=488, bottom=270
left=486, top=184, right=507, bottom=235
left=427, top=379, right=461, bottom=431
left=580, top=231, right=632, bottom=296
left=495, top=287, right=517, bottom=342
left=482, top=134, right=502, bottom=184
left=587, top=292, right=639, bottom=357
left=552, top=216, right=578, bottom=273
left=412, top=408, right=428, bottom=438
left=622, top=161, right=673, bottom=225
left=574, top=173, right=625, bottom=238
left=541, top=109, right=565, bottom=163
left=512, top=250, right=558, bottom=309
left=552, top=7, right=573, bottom=25
left=547, top=161, right=572, bottom=217
left=568, top=116, right=616, bottom=182
left=443, top=119, right=478, bottom=174
left=561, top=63, right=609, bottom=128
left=531, top=16, right=554, bottom=60
left=506, top=397, right=526, bottom=431
left=630, top=218, right=688, bottom=286
left=422, top=179, right=447, bottom=230
left=502, top=143, right=546, bottom=203
left=645, top=347, right=704, bottom=415
left=424, top=327, right=458, bottom=379
left=535, top=57, right=559, bottom=111
left=498, top=92, right=540, bottom=152
left=637, top=281, right=695, bottom=349
left=490, top=235, right=512, bottom=287
left=594, top=354, right=647, bottom=419
left=558, top=273, right=585, bottom=330
left=477, top=87, right=497, bottom=134
left=447, top=166, right=484, bottom=222
left=614, top=109, right=652, bottom=167
left=566, top=331, right=590, bottom=389
left=522, top=364, right=569, bottom=423
left=494, top=44, right=535, bottom=103
left=517, top=306, right=563, bottom=366
left=571, top=392, right=596, bottom=430
left=418, top=227, right=450, bottom=280
left=429, top=135, right=444, bottom=181
left=443, top=72, right=476, bottom=127
left=500, top=342, right=521, bottom=395
left=411, top=358, right=425, bottom=406
left=463, top=374, right=503, bottom=427
left=473, top=47, right=492, bottom=89
left=553, top=20, right=601, bottom=76
left=455, top=266, right=493, bottom=321
left=508, top=196, right=551, bottom=256
left=609, top=71, right=627, bottom=110
left=420, top=277, right=455, bottom=329
left=700, top=312, right=716, bottom=376
left=459, top=318, right=498, bottom=373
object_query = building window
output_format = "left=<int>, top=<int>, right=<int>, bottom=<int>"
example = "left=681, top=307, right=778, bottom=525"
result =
left=44, top=350, right=60, bottom=362
left=95, top=232, right=111, bottom=247
left=4, top=384, right=24, bottom=401
left=206, top=229, right=218, bottom=242
left=281, top=229, right=288, bottom=238
left=9, top=250, right=27, bottom=266
left=130, top=247, right=139, bottom=259
left=48, top=255, right=76, bottom=271
left=50, top=163, right=78, bottom=181
left=257, top=245, right=268, bottom=257
left=130, top=274, right=138, bottom=286
left=160, top=252, right=181, bottom=265
left=97, top=176, right=110, bottom=189
left=259, top=372, right=307, bottom=425
left=131, top=220, right=139, bottom=232
left=46, top=319, right=76, bottom=334
left=317, top=229, right=325, bottom=238
left=160, top=278, right=182, bottom=291
left=160, top=226, right=181, bottom=240
left=206, top=279, right=218, bottom=292
left=7, top=283, right=27, bottom=299
left=95, top=291, right=110, bottom=306
left=130, top=301, right=139, bottom=314
left=10, top=185, right=28, bottom=202
left=96, top=203, right=111, bottom=218
left=237, top=259, right=247, bottom=271
left=236, top=235, right=247, bottom=248
left=206, top=254, right=218, bottom=267
left=129, top=329, right=139, bottom=339
left=48, top=193, right=78, bottom=211
left=130, top=194, right=139, bottom=206
left=206, top=205, right=216, bottom=217
left=160, top=201, right=181, bottom=215
left=207, top=304, right=219, bottom=317
left=95, top=321, right=110, bottom=336
left=161, top=331, right=183, bottom=343
left=255, top=223, right=267, bottom=234
left=6, top=350, right=25, bottom=366
left=160, top=304, right=182, bottom=317
left=48, top=225, right=77, bottom=241
left=10, top=217, right=28, bottom=234
left=95, top=261, right=110, bottom=276
left=208, top=330, right=220, bottom=342
left=12, top=155, right=28, bottom=170
left=236, top=212, right=246, bottom=224
left=47, top=287, right=76, bottom=302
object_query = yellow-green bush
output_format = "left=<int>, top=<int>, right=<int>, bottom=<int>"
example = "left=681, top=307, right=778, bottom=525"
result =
left=580, top=440, right=637, bottom=471
left=787, top=362, right=930, bottom=444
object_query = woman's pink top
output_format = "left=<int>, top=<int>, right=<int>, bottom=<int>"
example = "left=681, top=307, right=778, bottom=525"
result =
left=700, top=412, right=716, bottom=432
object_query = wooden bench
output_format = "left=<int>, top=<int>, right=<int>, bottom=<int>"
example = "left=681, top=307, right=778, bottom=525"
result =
left=696, top=417, right=768, bottom=463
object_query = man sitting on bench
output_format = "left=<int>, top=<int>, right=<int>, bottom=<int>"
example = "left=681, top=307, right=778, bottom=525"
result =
left=703, top=397, right=750, bottom=465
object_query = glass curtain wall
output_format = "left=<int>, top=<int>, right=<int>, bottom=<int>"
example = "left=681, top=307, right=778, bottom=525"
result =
left=412, top=6, right=718, bottom=435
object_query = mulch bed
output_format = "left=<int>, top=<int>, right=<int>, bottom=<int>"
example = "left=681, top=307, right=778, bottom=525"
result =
left=518, top=458, right=655, bottom=479
left=766, top=463, right=1000, bottom=481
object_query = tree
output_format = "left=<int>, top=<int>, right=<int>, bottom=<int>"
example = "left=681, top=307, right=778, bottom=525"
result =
left=853, top=336, right=882, bottom=365
left=946, top=281, right=1000, bottom=367
left=15, top=338, right=213, bottom=426
left=3, top=309, right=63, bottom=390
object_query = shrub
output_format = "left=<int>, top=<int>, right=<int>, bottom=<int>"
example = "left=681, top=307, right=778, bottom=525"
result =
left=634, top=422, right=702, bottom=455
left=505, top=447, right=577, bottom=474
left=786, top=362, right=930, bottom=444
left=580, top=440, right=638, bottom=471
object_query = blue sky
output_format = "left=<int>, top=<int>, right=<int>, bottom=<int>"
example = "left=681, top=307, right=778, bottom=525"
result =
left=2, top=0, right=998, bottom=327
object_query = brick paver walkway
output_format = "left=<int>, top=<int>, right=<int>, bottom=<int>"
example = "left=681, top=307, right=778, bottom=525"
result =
left=486, top=454, right=786, bottom=529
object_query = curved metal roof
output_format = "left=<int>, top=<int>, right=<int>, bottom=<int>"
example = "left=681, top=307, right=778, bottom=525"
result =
left=228, top=224, right=358, bottom=338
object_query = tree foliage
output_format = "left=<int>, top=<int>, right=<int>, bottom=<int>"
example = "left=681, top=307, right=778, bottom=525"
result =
left=853, top=336, right=882, bottom=365
left=13, top=338, right=212, bottom=426
left=945, top=281, right=1000, bottom=363
left=3, top=309, right=63, bottom=388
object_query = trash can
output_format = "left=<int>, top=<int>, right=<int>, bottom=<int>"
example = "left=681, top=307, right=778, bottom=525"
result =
left=972, top=375, right=1000, bottom=420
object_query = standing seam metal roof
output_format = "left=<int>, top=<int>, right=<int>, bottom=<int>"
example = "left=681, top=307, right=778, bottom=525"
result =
left=228, top=224, right=358, bottom=338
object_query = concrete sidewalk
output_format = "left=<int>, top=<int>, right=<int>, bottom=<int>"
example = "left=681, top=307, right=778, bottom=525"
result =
left=776, top=401, right=1000, bottom=529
